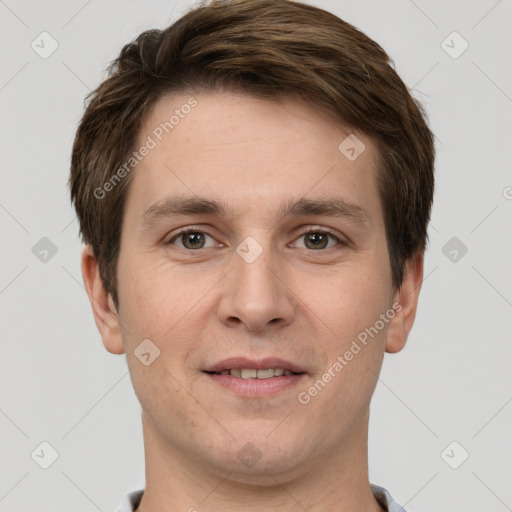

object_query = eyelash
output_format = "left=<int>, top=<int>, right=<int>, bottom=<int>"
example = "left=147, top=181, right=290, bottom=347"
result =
left=166, top=227, right=347, bottom=251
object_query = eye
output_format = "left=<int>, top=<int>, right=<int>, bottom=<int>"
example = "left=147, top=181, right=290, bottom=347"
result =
left=292, top=229, right=344, bottom=250
left=166, top=228, right=345, bottom=251
left=167, top=230, right=219, bottom=250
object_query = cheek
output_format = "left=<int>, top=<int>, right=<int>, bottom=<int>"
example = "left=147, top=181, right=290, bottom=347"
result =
left=299, top=271, right=391, bottom=427
left=116, top=257, right=201, bottom=422
left=308, top=260, right=391, bottom=347
left=116, top=253, right=218, bottom=391
left=117, top=255, right=198, bottom=336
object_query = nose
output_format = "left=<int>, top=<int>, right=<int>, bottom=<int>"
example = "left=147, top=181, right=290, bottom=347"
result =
left=216, top=243, right=295, bottom=333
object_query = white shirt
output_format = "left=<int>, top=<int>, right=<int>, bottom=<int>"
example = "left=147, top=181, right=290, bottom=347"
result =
left=115, top=484, right=407, bottom=511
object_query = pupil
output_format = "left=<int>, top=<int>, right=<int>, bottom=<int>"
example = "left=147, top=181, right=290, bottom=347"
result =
left=306, top=233, right=327, bottom=249
left=184, top=232, right=204, bottom=249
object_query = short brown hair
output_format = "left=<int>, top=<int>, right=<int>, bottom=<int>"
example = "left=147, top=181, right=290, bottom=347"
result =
left=70, top=0, right=435, bottom=307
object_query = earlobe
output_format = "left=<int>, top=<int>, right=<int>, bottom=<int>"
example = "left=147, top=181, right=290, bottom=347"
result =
left=81, top=246, right=125, bottom=355
left=385, top=252, right=424, bottom=354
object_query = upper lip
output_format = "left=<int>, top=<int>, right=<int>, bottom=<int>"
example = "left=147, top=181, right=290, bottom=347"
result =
left=204, top=357, right=306, bottom=374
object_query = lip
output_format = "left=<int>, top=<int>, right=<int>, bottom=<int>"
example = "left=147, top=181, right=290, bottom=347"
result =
left=206, top=372, right=306, bottom=398
left=204, top=357, right=306, bottom=374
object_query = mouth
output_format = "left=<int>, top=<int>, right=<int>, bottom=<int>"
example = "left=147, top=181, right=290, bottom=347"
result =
left=203, top=357, right=307, bottom=397
left=205, top=367, right=303, bottom=379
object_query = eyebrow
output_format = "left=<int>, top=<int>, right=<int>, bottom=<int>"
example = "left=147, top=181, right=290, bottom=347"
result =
left=140, top=195, right=370, bottom=229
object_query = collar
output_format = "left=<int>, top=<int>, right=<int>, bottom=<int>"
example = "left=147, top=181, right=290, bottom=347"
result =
left=116, top=484, right=407, bottom=512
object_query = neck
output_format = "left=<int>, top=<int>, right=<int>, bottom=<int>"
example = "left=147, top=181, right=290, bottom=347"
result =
left=135, top=409, right=385, bottom=512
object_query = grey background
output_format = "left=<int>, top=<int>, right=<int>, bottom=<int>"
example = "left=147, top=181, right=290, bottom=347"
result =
left=1, top=0, right=511, bottom=510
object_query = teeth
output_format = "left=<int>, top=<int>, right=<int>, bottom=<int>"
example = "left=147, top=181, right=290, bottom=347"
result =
left=240, top=368, right=257, bottom=379
left=216, top=368, right=294, bottom=379
left=256, top=369, right=274, bottom=379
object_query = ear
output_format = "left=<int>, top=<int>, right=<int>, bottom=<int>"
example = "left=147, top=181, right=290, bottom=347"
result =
left=385, top=251, right=424, bottom=354
left=81, top=246, right=125, bottom=354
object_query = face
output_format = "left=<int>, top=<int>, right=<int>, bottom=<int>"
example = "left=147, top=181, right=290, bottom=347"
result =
left=90, top=91, right=419, bottom=481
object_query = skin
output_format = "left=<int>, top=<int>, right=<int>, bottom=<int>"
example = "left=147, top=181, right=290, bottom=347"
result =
left=82, top=91, right=423, bottom=512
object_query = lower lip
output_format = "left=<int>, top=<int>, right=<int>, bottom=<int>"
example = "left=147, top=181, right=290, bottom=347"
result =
left=205, top=372, right=306, bottom=397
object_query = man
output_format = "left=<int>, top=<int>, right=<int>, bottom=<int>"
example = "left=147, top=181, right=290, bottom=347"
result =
left=70, top=0, right=434, bottom=510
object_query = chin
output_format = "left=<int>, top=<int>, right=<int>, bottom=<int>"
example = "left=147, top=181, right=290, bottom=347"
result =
left=205, top=429, right=313, bottom=481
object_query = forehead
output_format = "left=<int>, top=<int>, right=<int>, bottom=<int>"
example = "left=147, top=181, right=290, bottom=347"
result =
left=125, top=90, right=382, bottom=225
